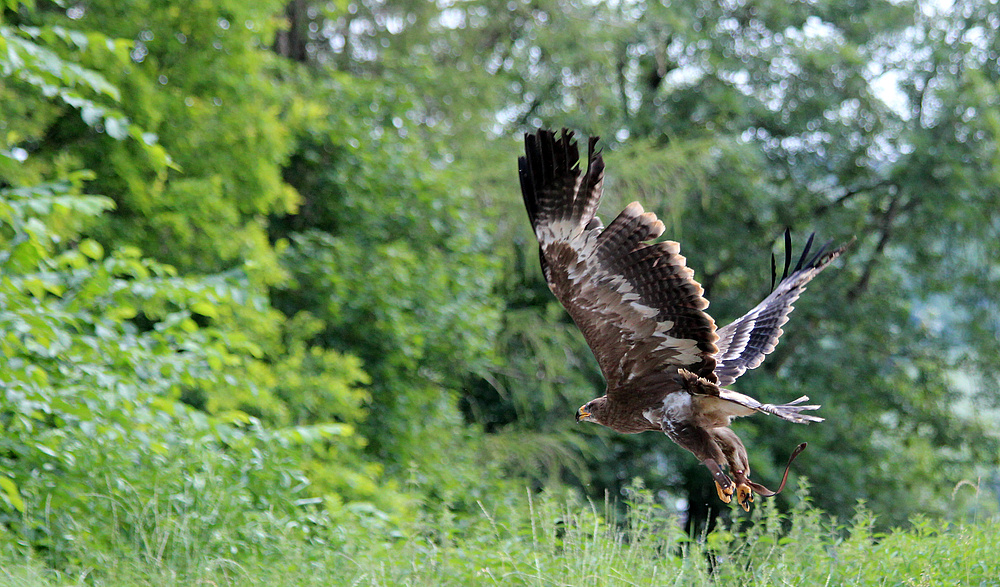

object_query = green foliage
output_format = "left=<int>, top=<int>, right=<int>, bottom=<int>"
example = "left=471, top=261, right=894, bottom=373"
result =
left=5, top=0, right=1000, bottom=581
left=0, top=176, right=390, bottom=566
left=0, top=4, right=406, bottom=569
left=1, top=483, right=998, bottom=585
left=0, top=17, right=171, bottom=184
left=267, top=68, right=504, bottom=480
left=5, top=0, right=295, bottom=276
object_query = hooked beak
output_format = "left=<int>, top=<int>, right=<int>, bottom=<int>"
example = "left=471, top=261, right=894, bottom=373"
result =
left=576, top=408, right=590, bottom=423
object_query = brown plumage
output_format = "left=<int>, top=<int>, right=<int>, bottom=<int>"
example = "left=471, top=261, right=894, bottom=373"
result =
left=518, top=128, right=850, bottom=510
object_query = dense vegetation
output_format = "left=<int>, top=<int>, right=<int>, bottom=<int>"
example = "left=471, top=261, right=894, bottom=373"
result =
left=2, top=485, right=999, bottom=585
left=2, top=0, right=999, bottom=583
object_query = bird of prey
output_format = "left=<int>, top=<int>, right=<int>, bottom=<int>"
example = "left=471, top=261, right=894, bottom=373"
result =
left=518, top=128, right=849, bottom=511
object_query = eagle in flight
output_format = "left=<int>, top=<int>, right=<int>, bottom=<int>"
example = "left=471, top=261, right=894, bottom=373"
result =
left=518, top=129, right=849, bottom=511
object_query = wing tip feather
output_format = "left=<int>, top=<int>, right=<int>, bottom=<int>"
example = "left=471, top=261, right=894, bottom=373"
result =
left=520, top=128, right=605, bottom=239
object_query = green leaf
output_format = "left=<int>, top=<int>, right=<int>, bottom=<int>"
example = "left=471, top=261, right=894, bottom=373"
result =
left=190, top=301, right=218, bottom=319
left=104, top=116, right=128, bottom=139
left=79, top=238, right=104, bottom=260
left=107, top=305, right=138, bottom=320
left=0, top=477, right=25, bottom=513
left=22, top=276, right=46, bottom=298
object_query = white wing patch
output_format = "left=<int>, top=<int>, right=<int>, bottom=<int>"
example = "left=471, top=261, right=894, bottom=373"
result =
left=663, top=392, right=693, bottom=418
left=538, top=221, right=583, bottom=247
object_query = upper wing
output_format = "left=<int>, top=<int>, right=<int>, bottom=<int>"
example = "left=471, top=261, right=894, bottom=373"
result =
left=519, top=129, right=719, bottom=392
left=713, top=232, right=851, bottom=387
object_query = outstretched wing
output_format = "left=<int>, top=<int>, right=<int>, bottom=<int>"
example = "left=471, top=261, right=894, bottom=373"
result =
left=519, top=129, right=719, bottom=392
left=713, top=232, right=851, bottom=387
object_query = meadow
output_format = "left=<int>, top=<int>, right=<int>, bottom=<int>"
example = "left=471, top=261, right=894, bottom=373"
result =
left=2, top=484, right=997, bottom=586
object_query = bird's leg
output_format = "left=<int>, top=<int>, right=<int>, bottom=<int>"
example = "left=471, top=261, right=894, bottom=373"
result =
left=663, top=420, right=737, bottom=504
left=729, top=443, right=812, bottom=511
left=703, top=458, right=734, bottom=503
left=711, top=428, right=755, bottom=511
left=708, top=436, right=809, bottom=511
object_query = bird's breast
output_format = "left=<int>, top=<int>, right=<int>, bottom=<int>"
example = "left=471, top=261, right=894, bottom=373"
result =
left=646, top=392, right=692, bottom=419
left=642, top=391, right=694, bottom=431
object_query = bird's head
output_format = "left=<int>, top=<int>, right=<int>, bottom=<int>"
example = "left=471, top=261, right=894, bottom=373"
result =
left=576, top=397, right=608, bottom=424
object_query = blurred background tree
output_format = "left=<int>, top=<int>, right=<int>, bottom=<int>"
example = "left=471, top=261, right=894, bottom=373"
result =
left=272, top=0, right=1000, bottom=528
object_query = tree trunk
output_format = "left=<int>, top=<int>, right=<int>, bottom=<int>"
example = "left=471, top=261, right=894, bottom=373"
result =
left=274, top=0, right=309, bottom=62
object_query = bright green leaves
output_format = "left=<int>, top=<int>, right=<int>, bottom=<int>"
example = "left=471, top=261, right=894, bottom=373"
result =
left=0, top=179, right=114, bottom=276
left=0, top=175, right=385, bottom=564
left=0, top=475, right=26, bottom=513
left=1, top=27, right=120, bottom=100
left=0, top=22, right=172, bottom=181
left=77, top=238, right=103, bottom=260
left=59, top=0, right=295, bottom=277
left=0, top=0, right=394, bottom=562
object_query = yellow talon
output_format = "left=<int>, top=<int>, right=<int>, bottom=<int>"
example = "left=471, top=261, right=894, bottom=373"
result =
left=736, top=484, right=754, bottom=512
left=715, top=481, right=734, bottom=504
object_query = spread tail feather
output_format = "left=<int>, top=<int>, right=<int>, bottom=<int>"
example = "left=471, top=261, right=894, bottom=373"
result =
left=758, top=395, right=824, bottom=424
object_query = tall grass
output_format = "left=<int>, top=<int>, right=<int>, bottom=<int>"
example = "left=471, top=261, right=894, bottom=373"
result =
left=1, top=483, right=998, bottom=586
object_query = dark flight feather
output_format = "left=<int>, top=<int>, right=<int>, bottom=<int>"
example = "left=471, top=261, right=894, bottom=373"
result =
left=713, top=235, right=850, bottom=387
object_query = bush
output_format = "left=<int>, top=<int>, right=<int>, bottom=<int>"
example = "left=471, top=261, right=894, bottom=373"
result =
left=0, top=180, right=390, bottom=572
